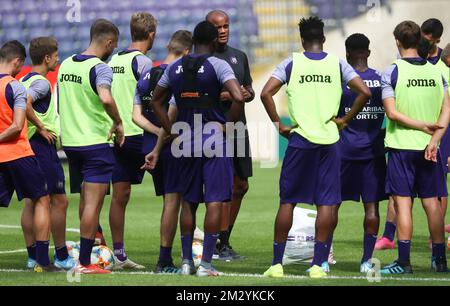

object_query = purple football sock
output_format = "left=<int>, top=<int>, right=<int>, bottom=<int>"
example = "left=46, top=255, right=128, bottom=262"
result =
left=398, top=240, right=411, bottom=263
left=55, top=245, right=69, bottom=261
left=432, top=243, right=446, bottom=258
left=113, top=242, right=127, bottom=261
left=35, top=241, right=50, bottom=267
left=79, top=237, right=95, bottom=266
left=27, top=243, right=36, bottom=260
left=311, top=241, right=327, bottom=267
left=362, top=234, right=377, bottom=263
left=383, top=222, right=396, bottom=242
left=159, top=246, right=173, bottom=263
left=181, top=234, right=193, bottom=261
left=202, top=233, right=219, bottom=264
left=272, top=241, right=286, bottom=265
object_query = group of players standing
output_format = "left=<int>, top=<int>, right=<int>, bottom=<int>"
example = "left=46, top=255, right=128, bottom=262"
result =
left=262, top=17, right=450, bottom=278
left=0, top=10, right=253, bottom=276
left=0, top=9, right=450, bottom=279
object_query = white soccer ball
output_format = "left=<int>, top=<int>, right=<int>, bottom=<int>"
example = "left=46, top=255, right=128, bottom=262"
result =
left=192, top=240, right=203, bottom=268
left=66, top=241, right=80, bottom=260
left=91, top=246, right=115, bottom=271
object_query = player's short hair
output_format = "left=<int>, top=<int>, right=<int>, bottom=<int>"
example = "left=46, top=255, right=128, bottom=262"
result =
left=130, top=12, right=157, bottom=41
left=167, top=30, right=193, bottom=56
left=393, top=21, right=421, bottom=49
left=442, top=43, right=450, bottom=61
left=205, top=10, right=229, bottom=22
left=193, top=21, right=218, bottom=45
left=0, top=40, right=26, bottom=63
left=90, top=19, right=120, bottom=43
left=29, top=37, right=58, bottom=65
left=298, top=16, right=325, bottom=43
left=345, top=33, right=370, bottom=52
left=421, top=18, right=444, bottom=39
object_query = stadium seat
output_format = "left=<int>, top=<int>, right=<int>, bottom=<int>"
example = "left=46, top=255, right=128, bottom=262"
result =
left=24, top=13, right=47, bottom=28
left=48, top=12, right=68, bottom=27
left=4, top=28, right=27, bottom=41
left=28, top=27, right=53, bottom=39
left=0, top=0, right=259, bottom=63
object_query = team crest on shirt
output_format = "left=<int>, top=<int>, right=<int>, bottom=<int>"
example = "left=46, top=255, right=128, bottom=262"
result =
left=230, top=57, right=238, bottom=64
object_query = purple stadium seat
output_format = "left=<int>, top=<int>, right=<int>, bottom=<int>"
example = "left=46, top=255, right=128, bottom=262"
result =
left=48, top=12, right=68, bottom=27
left=2, top=14, right=22, bottom=27
left=53, top=27, right=76, bottom=41
left=28, top=27, right=53, bottom=39
left=24, top=13, right=47, bottom=28
left=18, top=0, right=38, bottom=12
left=0, top=0, right=259, bottom=62
left=4, top=28, right=26, bottom=41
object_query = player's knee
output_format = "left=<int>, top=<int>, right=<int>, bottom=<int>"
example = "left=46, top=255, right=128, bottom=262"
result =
left=113, top=188, right=131, bottom=206
left=52, top=196, right=69, bottom=209
left=234, top=179, right=249, bottom=198
left=365, top=213, right=380, bottom=226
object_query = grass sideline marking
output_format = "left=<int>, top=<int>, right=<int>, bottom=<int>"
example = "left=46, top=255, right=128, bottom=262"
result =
left=0, top=224, right=80, bottom=233
left=0, top=269, right=449, bottom=283
left=0, top=246, right=55, bottom=255
left=0, top=224, right=71, bottom=255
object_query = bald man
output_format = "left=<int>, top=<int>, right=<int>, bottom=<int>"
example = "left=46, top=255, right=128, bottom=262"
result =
left=206, top=10, right=255, bottom=261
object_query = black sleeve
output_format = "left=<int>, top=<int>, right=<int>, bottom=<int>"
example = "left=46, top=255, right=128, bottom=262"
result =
left=242, top=52, right=253, bottom=86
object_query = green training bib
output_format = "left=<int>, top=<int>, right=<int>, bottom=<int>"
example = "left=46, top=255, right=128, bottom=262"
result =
left=385, top=59, right=444, bottom=150
left=286, top=52, right=343, bottom=145
left=109, top=51, right=144, bottom=137
left=58, top=56, right=113, bottom=147
left=20, top=73, right=59, bottom=140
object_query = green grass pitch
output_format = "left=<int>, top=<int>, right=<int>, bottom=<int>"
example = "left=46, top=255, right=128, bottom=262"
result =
left=0, top=163, right=450, bottom=286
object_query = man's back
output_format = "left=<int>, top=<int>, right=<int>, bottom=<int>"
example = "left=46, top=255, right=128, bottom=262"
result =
left=58, top=55, right=113, bottom=147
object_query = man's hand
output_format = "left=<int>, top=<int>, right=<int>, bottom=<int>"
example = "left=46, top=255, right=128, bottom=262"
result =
left=240, top=86, right=252, bottom=101
left=220, top=91, right=232, bottom=102
left=141, top=150, right=159, bottom=170
left=279, top=123, right=292, bottom=139
left=37, top=127, right=57, bottom=145
left=332, top=117, right=348, bottom=130
left=109, top=122, right=125, bottom=147
left=425, top=140, right=439, bottom=162
left=422, top=123, right=444, bottom=135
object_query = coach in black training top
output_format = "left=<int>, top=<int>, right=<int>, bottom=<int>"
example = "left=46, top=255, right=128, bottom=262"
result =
left=206, top=10, right=255, bottom=261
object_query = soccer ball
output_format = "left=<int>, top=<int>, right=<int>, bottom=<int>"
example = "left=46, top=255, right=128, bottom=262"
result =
left=91, top=246, right=115, bottom=271
left=192, top=240, right=203, bottom=268
left=66, top=241, right=80, bottom=260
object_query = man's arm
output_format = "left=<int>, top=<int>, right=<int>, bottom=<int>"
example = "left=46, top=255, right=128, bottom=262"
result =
left=151, top=85, right=173, bottom=135
left=0, top=107, right=27, bottom=143
left=223, top=79, right=245, bottom=123
left=242, top=52, right=255, bottom=102
left=220, top=86, right=254, bottom=104
left=243, top=85, right=255, bottom=103
left=132, top=104, right=161, bottom=136
left=142, top=104, right=178, bottom=170
left=426, top=91, right=450, bottom=161
left=153, top=104, right=178, bottom=154
left=260, top=77, right=292, bottom=138
left=383, top=97, right=442, bottom=134
left=334, top=77, right=372, bottom=129
left=219, top=53, right=254, bottom=103
left=25, top=95, right=56, bottom=144
left=97, top=84, right=124, bottom=146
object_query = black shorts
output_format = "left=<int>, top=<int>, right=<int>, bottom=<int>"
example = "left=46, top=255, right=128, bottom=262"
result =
left=233, top=137, right=252, bottom=179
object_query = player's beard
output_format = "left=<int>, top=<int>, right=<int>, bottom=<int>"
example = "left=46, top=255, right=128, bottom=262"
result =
left=101, top=51, right=113, bottom=62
